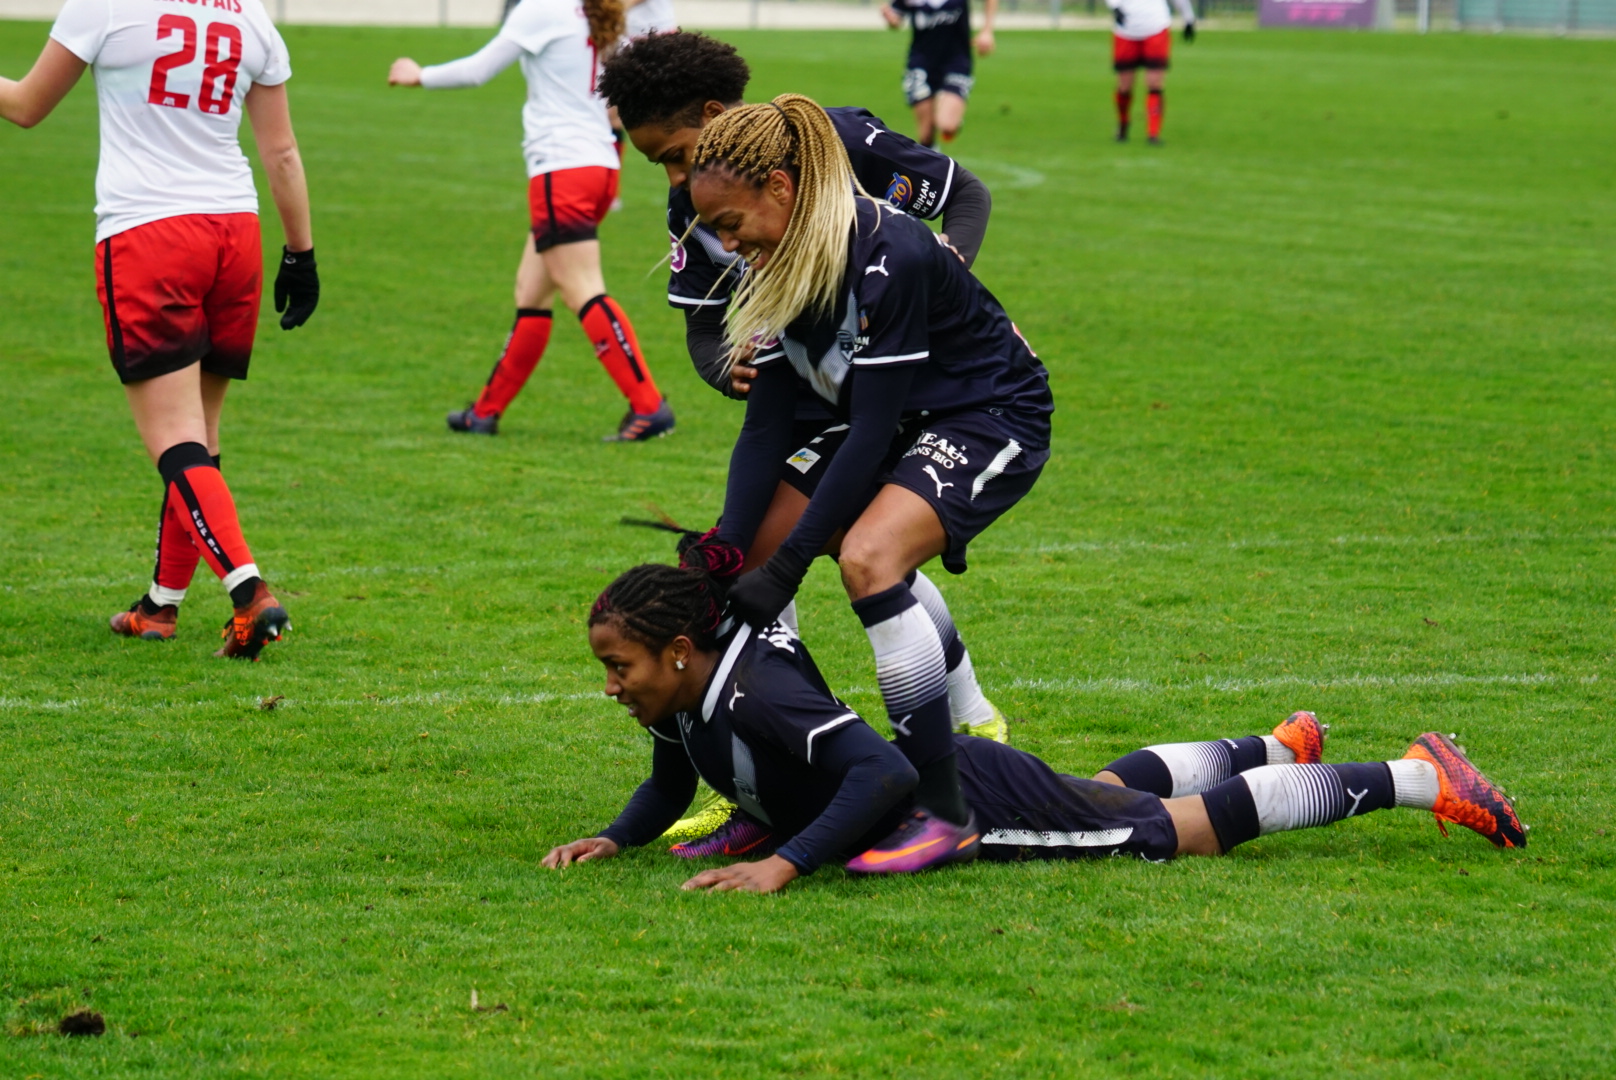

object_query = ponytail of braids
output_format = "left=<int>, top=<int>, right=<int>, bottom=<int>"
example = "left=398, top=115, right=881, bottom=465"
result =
left=582, top=0, right=625, bottom=52
left=690, top=93, right=870, bottom=363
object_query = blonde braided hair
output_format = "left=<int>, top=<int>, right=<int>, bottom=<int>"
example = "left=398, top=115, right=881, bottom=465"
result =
left=691, top=94, right=871, bottom=362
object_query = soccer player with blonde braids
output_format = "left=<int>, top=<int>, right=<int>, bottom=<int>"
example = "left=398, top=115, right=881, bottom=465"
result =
left=389, top=0, right=674, bottom=441
left=686, top=94, right=1056, bottom=873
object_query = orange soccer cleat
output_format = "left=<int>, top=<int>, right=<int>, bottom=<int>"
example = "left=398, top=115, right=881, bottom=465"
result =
left=1272, top=710, right=1329, bottom=765
left=214, top=582, right=290, bottom=661
left=109, top=601, right=177, bottom=641
left=1403, top=732, right=1526, bottom=849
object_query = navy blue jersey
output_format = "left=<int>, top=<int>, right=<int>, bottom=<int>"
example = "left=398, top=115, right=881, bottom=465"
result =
left=666, top=107, right=960, bottom=313
left=606, top=620, right=1177, bottom=871
left=892, top=0, right=973, bottom=64
left=752, top=198, right=1051, bottom=422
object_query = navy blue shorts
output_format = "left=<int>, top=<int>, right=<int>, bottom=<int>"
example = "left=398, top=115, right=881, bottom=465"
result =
left=957, top=737, right=1179, bottom=863
left=879, top=406, right=1050, bottom=573
left=778, top=416, right=852, bottom=499
left=904, top=50, right=974, bottom=106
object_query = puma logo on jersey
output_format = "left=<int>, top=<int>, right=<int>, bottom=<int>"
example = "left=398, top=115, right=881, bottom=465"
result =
left=864, top=256, right=889, bottom=277
left=922, top=464, right=954, bottom=498
left=864, top=123, right=884, bottom=146
left=729, top=686, right=746, bottom=710
left=892, top=714, right=913, bottom=736
left=1346, top=787, right=1369, bottom=817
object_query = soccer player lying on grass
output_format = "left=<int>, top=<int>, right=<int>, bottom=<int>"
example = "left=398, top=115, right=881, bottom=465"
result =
left=542, top=564, right=1526, bottom=893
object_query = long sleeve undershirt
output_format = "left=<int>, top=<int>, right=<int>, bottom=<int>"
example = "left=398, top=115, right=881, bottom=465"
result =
left=597, top=731, right=698, bottom=849
left=774, top=723, right=918, bottom=875
left=715, top=363, right=802, bottom=551
left=420, top=35, right=525, bottom=89
left=938, top=164, right=991, bottom=269
left=684, top=305, right=743, bottom=400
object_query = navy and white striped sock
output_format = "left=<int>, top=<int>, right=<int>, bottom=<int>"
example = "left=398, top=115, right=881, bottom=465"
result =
left=1202, top=763, right=1398, bottom=852
left=853, top=582, right=966, bottom=823
left=906, top=569, right=996, bottom=728
left=1104, top=736, right=1282, bottom=798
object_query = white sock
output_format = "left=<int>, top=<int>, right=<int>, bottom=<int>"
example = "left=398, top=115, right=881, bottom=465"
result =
left=908, top=569, right=995, bottom=727
left=147, top=583, right=187, bottom=608
left=1261, top=734, right=1297, bottom=766
left=1388, top=758, right=1439, bottom=810
left=221, top=562, right=260, bottom=597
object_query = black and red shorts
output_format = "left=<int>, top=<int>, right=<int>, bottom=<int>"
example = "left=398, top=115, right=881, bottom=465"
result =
left=1113, top=29, right=1171, bottom=71
left=95, top=213, right=262, bottom=384
left=528, top=166, right=620, bottom=252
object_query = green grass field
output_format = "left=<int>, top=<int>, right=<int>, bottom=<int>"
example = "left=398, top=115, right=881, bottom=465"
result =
left=2, top=21, right=1614, bottom=1077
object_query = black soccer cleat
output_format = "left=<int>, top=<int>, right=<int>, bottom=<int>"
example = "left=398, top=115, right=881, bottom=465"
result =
left=447, top=405, right=499, bottom=435
left=604, top=399, right=675, bottom=442
left=1115, top=123, right=1130, bottom=143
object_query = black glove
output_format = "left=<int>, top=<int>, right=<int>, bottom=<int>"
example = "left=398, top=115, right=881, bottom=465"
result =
left=1183, top=20, right=1196, bottom=41
left=274, top=246, right=319, bottom=330
left=726, top=547, right=810, bottom=629
left=1113, top=7, right=1125, bottom=26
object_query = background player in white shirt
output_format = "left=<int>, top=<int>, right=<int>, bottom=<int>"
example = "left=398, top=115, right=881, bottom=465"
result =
left=391, top=0, right=673, bottom=442
left=1107, top=0, right=1197, bottom=144
left=0, top=0, right=319, bottom=661
left=508, top=0, right=678, bottom=38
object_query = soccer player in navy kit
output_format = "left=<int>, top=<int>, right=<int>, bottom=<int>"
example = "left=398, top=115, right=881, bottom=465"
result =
left=597, top=34, right=1005, bottom=854
left=880, top=0, right=997, bottom=147
left=543, top=564, right=1527, bottom=891
left=678, top=94, right=1056, bottom=869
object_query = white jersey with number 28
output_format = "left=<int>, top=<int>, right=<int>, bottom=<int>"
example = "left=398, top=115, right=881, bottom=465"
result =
left=49, top=0, right=291, bottom=243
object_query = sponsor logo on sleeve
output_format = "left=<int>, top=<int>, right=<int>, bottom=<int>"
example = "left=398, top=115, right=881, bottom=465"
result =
left=884, top=173, right=914, bottom=209
left=910, top=177, right=940, bottom=217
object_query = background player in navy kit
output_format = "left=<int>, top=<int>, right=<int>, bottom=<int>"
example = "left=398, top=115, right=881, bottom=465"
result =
left=880, top=0, right=998, bottom=147
left=542, top=564, right=1527, bottom=892
left=685, top=95, right=1056, bottom=870
left=597, top=33, right=1006, bottom=748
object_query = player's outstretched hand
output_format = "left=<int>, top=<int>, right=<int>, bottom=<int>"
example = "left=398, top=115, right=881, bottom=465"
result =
left=974, top=28, right=996, bottom=56
left=880, top=5, right=902, bottom=28
left=1113, top=6, right=1126, bottom=26
left=542, top=837, right=620, bottom=869
left=727, top=549, right=810, bottom=628
left=682, top=855, right=799, bottom=894
left=275, top=247, right=319, bottom=330
left=388, top=58, right=424, bottom=86
left=1183, top=20, right=1197, bottom=41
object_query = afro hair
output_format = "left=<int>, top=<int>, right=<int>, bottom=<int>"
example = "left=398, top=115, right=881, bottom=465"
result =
left=598, top=31, right=751, bottom=131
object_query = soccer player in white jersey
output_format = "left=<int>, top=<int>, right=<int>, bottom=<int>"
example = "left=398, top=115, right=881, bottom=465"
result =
left=391, top=0, right=673, bottom=442
left=0, top=0, right=319, bottom=661
left=1107, top=0, right=1197, bottom=144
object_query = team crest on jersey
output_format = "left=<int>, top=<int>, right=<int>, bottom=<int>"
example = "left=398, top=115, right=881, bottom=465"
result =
left=669, top=232, right=688, bottom=273
left=885, top=173, right=914, bottom=209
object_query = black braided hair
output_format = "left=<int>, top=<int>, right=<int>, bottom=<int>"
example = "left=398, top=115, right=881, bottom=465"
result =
left=589, top=564, right=727, bottom=653
left=597, top=32, right=751, bottom=132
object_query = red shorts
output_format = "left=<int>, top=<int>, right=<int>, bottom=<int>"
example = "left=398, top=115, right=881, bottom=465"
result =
left=1113, top=30, right=1171, bottom=71
left=95, top=213, right=262, bottom=384
left=528, top=166, right=620, bottom=252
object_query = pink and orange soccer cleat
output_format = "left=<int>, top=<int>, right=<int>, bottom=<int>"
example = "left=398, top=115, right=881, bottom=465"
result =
left=669, top=809, right=775, bottom=859
left=214, top=582, right=289, bottom=662
left=1273, top=710, right=1329, bottom=764
left=1403, top=732, right=1526, bottom=849
left=845, top=808, right=981, bottom=875
left=109, top=601, right=177, bottom=641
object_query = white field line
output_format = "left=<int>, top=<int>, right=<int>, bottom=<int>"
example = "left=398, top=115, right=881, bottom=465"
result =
left=0, top=672, right=1597, bottom=715
left=8, top=529, right=1615, bottom=594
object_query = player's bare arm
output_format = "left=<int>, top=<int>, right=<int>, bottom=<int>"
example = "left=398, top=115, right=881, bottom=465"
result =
left=0, top=39, right=85, bottom=128
left=975, top=0, right=998, bottom=55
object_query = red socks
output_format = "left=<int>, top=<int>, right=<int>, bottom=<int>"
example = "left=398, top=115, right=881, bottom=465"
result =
left=474, top=308, right=553, bottom=418
left=1147, top=89, right=1164, bottom=140
left=579, top=294, right=662, bottom=415
left=1116, top=90, right=1133, bottom=127
left=157, top=443, right=260, bottom=604
left=146, top=492, right=202, bottom=608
